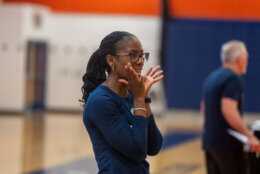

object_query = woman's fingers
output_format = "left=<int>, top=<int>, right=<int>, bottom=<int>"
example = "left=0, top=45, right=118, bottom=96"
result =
left=153, top=70, right=163, bottom=79
left=150, top=65, right=160, bottom=76
left=153, top=75, right=164, bottom=83
left=128, top=64, right=140, bottom=82
left=118, top=79, right=129, bottom=86
left=124, top=64, right=146, bottom=98
left=125, top=63, right=134, bottom=81
left=145, top=67, right=153, bottom=76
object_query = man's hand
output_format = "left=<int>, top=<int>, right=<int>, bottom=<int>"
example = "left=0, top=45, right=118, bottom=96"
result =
left=249, top=135, right=260, bottom=152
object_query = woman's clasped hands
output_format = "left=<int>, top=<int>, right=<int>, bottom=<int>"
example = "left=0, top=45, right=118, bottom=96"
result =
left=119, top=63, right=164, bottom=99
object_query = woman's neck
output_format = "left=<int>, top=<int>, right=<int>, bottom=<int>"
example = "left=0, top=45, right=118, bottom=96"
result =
left=103, top=75, right=128, bottom=98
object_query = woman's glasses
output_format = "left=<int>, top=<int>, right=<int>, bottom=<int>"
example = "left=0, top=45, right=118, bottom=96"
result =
left=116, top=52, right=149, bottom=63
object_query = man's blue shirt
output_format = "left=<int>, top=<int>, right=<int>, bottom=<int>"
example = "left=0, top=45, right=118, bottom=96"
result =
left=202, top=68, right=243, bottom=151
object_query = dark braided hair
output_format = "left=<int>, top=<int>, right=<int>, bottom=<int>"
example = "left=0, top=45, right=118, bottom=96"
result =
left=80, top=31, right=135, bottom=105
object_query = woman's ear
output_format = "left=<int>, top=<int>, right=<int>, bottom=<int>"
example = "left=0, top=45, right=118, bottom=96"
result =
left=106, top=55, right=114, bottom=68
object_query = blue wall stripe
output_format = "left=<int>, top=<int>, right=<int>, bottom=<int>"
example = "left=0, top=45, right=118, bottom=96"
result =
left=162, top=132, right=200, bottom=149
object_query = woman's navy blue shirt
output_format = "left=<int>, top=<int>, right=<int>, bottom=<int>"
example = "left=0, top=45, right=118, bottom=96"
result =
left=83, top=85, right=163, bottom=174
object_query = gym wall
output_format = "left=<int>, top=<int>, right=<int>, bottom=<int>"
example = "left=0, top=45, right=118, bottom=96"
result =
left=164, top=0, right=260, bottom=112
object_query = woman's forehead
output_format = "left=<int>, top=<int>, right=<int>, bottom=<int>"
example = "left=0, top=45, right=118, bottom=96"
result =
left=116, top=36, right=142, bottom=51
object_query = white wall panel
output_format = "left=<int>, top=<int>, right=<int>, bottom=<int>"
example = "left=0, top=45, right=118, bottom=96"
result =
left=0, top=5, right=25, bottom=111
left=46, top=14, right=165, bottom=112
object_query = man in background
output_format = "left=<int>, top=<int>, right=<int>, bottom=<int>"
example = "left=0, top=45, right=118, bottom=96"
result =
left=201, top=40, right=260, bottom=174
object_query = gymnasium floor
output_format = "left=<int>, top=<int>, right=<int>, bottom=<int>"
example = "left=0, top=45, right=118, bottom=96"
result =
left=1, top=110, right=259, bottom=174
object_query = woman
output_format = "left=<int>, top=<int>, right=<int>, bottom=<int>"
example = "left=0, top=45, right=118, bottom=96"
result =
left=80, top=31, right=164, bottom=174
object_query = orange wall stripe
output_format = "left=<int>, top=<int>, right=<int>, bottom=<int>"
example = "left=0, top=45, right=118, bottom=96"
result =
left=169, top=0, right=260, bottom=20
left=3, top=0, right=160, bottom=16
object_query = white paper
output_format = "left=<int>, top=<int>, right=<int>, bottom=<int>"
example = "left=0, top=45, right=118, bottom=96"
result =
left=227, top=129, right=249, bottom=144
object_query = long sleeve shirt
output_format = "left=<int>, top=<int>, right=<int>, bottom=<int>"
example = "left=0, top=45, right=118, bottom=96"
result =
left=83, top=85, right=163, bottom=174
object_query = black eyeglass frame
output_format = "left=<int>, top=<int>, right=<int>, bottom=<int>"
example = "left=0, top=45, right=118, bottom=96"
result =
left=115, top=52, right=149, bottom=63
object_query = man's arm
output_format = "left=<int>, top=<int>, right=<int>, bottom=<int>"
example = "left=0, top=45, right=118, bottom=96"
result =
left=200, top=101, right=205, bottom=119
left=221, top=97, right=260, bottom=150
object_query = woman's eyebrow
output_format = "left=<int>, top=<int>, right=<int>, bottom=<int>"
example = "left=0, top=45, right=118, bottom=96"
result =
left=127, top=49, right=144, bottom=53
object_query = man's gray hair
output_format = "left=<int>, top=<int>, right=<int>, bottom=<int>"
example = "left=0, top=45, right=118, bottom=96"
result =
left=221, top=40, right=247, bottom=63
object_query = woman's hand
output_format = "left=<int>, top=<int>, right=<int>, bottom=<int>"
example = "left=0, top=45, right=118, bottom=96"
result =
left=143, top=66, right=164, bottom=97
left=119, top=63, right=146, bottom=99
left=119, top=63, right=147, bottom=117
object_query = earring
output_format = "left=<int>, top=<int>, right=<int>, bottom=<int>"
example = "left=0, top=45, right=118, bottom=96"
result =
left=105, top=69, right=108, bottom=78
left=112, top=65, right=115, bottom=71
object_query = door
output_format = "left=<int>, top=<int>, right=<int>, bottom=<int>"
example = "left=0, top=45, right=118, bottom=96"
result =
left=25, top=41, right=47, bottom=111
